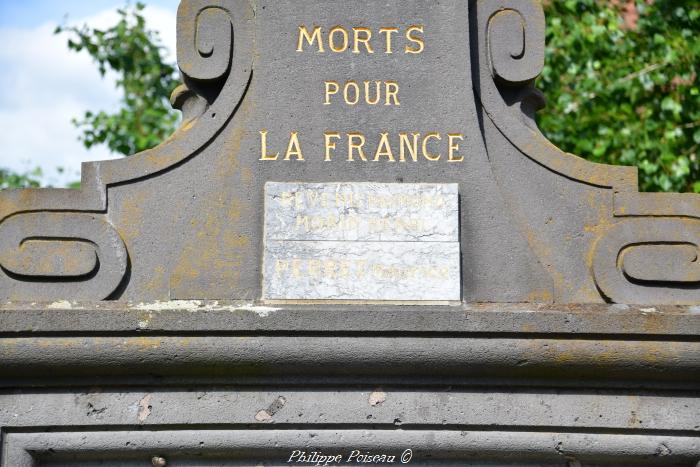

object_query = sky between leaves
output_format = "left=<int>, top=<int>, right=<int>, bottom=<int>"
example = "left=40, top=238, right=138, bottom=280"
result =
left=0, top=0, right=179, bottom=186
left=1, top=1, right=696, bottom=190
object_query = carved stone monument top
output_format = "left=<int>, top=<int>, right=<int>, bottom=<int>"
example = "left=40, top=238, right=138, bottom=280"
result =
left=1, top=0, right=698, bottom=305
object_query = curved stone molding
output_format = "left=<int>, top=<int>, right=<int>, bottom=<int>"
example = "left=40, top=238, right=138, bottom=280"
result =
left=0, top=212, right=128, bottom=301
left=476, top=0, right=700, bottom=304
left=0, top=0, right=253, bottom=223
left=177, top=3, right=233, bottom=82
left=0, top=0, right=253, bottom=300
left=85, top=0, right=253, bottom=187
left=0, top=304, right=697, bottom=464
left=592, top=218, right=700, bottom=304
left=487, top=3, right=544, bottom=85
left=1, top=1, right=698, bottom=304
left=477, top=0, right=638, bottom=190
left=2, top=335, right=698, bottom=384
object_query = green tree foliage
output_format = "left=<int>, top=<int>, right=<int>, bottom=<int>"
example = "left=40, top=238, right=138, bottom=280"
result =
left=0, top=167, right=42, bottom=190
left=4, top=2, right=697, bottom=192
left=539, top=0, right=700, bottom=192
left=55, top=2, right=180, bottom=157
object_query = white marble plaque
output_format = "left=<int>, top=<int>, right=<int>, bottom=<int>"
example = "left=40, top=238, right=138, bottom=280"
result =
left=262, top=182, right=460, bottom=303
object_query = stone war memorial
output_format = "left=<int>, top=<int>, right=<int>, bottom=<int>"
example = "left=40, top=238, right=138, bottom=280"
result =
left=1, top=0, right=699, bottom=465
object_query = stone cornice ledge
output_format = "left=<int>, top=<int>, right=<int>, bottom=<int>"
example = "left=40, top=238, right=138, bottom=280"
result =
left=0, top=302, right=698, bottom=388
left=1, top=301, right=698, bottom=335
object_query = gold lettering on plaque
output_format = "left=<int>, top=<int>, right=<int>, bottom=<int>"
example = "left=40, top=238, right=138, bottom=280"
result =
left=448, top=133, right=465, bottom=162
left=324, top=80, right=399, bottom=106
left=405, top=25, right=424, bottom=54
left=385, top=81, right=400, bottom=106
left=324, top=132, right=341, bottom=161
left=259, top=130, right=279, bottom=161
left=373, top=133, right=396, bottom=162
left=343, top=80, right=360, bottom=105
left=329, top=26, right=349, bottom=52
left=399, top=132, right=420, bottom=162
left=284, top=132, right=304, bottom=161
left=296, top=25, right=425, bottom=55
left=347, top=132, right=368, bottom=161
left=422, top=132, right=441, bottom=161
left=352, top=27, right=374, bottom=54
left=379, top=27, right=399, bottom=53
left=297, top=25, right=324, bottom=52
left=324, top=81, right=339, bottom=105
left=364, top=81, right=381, bottom=105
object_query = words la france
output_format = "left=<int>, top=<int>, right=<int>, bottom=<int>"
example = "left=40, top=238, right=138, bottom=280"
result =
left=259, top=24, right=466, bottom=164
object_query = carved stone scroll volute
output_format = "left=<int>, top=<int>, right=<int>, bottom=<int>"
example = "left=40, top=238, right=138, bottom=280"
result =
left=0, top=0, right=254, bottom=302
left=475, top=0, right=700, bottom=305
left=0, top=213, right=128, bottom=301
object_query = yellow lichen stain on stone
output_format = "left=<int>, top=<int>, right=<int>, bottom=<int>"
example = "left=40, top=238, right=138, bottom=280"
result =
left=240, top=166, right=253, bottom=184
left=521, top=226, right=565, bottom=301
left=128, top=337, right=163, bottom=350
left=169, top=112, right=254, bottom=297
left=142, top=265, right=166, bottom=296
left=36, top=337, right=82, bottom=349
left=526, top=289, right=553, bottom=304
left=116, top=195, right=145, bottom=241
left=181, top=118, right=196, bottom=132
left=640, top=310, right=669, bottom=335
left=553, top=350, right=575, bottom=365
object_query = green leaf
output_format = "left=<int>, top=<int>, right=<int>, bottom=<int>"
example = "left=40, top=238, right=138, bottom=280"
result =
left=538, top=0, right=700, bottom=192
left=56, top=2, right=181, bottom=159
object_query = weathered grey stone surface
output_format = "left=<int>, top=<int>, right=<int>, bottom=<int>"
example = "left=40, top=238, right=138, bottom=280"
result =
left=0, top=0, right=697, bottom=305
left=1, top=0, right=699, bottom=465
left=4, top=430, right=699, bottom=466
left=263, top=182, right=460, bottom=301
left=0, top=303, right=699, bottom=465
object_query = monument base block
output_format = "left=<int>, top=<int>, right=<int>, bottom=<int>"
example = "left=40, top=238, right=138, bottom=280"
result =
left=1, top=302, right=698, bottom=466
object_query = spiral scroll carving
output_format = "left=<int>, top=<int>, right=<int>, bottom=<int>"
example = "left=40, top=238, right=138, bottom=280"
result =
left=0, top=212, right=128, bottom=301
left=592, top=218, right=700, bottom=305
left=177, top=1, right=234, bottom=82
left=476, top=0, right=634, bottom=188
left=478, top=1, right=700, bottom=305
left=0, top=0, right=253, bottom=302
left=486, top=1, right=545, bottom=85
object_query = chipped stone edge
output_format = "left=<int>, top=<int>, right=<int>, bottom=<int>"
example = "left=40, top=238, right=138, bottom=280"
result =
left=130, top=300, right=280, bottom=317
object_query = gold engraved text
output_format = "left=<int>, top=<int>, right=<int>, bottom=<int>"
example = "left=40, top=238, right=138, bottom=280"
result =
left=296, top=25, right=425, bottom=54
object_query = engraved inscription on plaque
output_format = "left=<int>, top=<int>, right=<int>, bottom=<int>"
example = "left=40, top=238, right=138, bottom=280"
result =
left=262, top=182, right=460, bottom=303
